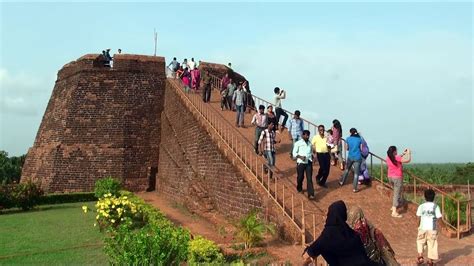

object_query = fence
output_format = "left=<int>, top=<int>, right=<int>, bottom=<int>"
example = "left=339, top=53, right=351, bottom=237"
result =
left=368, top=153, right=472, bottom=239
left=208, top=72, right=472, bottom=239
left=168, top=79, right=325, bottom=246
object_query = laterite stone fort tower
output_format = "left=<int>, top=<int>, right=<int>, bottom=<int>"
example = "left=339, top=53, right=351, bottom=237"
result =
left=21, top=54, right=166, bottom=192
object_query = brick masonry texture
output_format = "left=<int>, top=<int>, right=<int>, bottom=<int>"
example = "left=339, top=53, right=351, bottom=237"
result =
left=157, top=80, right=263, bottom=217
left=21, top=54, right=165, bottom=192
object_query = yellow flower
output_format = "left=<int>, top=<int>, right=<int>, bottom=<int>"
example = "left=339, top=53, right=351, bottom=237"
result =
left=111, top=219, right=116, bottom=223
left=96, top=215, right=100, bottom=220
left=93, top=223, right=97, bottom=227
left=82, top=206, right=88, bottom=213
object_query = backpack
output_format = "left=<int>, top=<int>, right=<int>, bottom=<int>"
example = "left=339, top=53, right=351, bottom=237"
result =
left=361, top=137, right=369, bottom=159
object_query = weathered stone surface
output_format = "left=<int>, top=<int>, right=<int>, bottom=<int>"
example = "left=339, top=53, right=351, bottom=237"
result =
left=21, top=54, right=166, bottom=192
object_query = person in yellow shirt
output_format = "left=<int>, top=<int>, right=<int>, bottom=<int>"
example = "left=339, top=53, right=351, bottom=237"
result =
left=311, top=125, right=331, bottom=188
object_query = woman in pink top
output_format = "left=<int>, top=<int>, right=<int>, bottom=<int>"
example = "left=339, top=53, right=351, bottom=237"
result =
left=386, top=146, right=411, bottom=218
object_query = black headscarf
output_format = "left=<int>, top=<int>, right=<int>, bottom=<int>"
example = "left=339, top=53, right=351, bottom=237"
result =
left=306, top=201, right=376, bottom=266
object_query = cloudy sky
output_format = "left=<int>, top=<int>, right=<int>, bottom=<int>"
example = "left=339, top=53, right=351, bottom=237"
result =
left=0, top=1, right=472, bottom=162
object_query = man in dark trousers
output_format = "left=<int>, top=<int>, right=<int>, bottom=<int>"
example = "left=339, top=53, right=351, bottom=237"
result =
left=312, top=125, right=331, bottom=188
left=292, top=130, right=315, bottom=199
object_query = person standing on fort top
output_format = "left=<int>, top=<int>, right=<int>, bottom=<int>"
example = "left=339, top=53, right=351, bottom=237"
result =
left=191, top=66, right=201, bottom=92
left=180, top=67, right=191, bottom=93
left=251, top=105, right=267, bottom=154
left=274, top=87, right=288, bottom=132
left=168, top=57, right=179, bottom=78
left=293, top=130, right=315, bottom=199
left=117, top=48, right=122, bottom=54
left=386, top=145, right=411, bottom=218
left=182, top=58, right=189, bottom=70
left=258, top=122, right=279, bottom=179
left=312, top=125, right=331, bottom=188
left=189, top=57, right=196, bottom=70
left=233, top=82, right=246, bottom=127
left=338, top=128, right=363, bottom=193
left=331, top=119, right=344, bottom=170
left=288, top=110, right=304, bottom=158
left=228, top=62, right=232, bottom=69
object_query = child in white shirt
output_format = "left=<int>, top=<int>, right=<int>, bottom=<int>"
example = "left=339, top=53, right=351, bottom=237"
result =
left=416, top=189, right=442, bottom=266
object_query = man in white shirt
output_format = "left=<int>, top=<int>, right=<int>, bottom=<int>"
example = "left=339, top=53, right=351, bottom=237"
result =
left=416, top=189, right=442, bottom=265
left=292, top=130, right=315, bottom=199
left=188, top=57, right=196, bottom=70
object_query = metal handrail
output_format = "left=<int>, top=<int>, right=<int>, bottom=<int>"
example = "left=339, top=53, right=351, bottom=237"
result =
left=167, top=78, right=325, bottom=247
left=208, top=73, right=349, bottom=163
left=208, top=72, right=471, bottom=239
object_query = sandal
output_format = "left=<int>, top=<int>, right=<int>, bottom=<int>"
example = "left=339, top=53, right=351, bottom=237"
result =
left=416, top=256, right=424, bottom=264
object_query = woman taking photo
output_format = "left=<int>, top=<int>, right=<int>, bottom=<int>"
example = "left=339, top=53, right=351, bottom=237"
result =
left=386, top=146, right=411, bottom=218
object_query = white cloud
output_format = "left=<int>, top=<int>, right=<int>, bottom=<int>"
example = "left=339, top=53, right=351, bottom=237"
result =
left=0, top=68, right=52, bottom=117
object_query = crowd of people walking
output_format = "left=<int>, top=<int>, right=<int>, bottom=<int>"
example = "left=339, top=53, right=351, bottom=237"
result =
left=169, top=58, right=443, bottom=266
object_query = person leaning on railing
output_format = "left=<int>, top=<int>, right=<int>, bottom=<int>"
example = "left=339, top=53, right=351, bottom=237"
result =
left=386, top=146, right=412, bottom=218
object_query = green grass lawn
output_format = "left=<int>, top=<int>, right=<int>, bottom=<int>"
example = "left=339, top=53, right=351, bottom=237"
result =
left=0, top=202, right=107, bottom=265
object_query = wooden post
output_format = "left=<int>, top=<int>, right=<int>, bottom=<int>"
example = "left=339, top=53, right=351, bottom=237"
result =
left=370, top=154, right=373, bottom=177
left=414, top=177, right=417, bottom=203
left=312, top=214, right=316, bottom=241
left=267, top=169, right=271, bottom=196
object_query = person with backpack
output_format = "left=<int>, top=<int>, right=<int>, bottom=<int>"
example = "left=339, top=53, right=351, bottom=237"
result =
left=168, top=57, right=179, bottom=78
left=338, top=128, right=363, bottom=193
left=358, top=136, right=371, bottom=185
left=416, top=189, right=442, bottom=266
left=386, top=145, right=412, bottom=218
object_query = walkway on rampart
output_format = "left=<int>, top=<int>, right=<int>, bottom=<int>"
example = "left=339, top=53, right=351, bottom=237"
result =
left=166, top=78, right=473, bottom=265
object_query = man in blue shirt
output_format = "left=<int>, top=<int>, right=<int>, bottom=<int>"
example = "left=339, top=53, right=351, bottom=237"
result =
left=292, top=130, right=315, bottom=199
left=288, top=110, right=304, bottom=159
left=339, top=128, right=363, bottom=193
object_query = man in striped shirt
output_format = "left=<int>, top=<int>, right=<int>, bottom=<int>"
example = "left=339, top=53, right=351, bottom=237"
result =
left=258, top=122, right=278, bottom=178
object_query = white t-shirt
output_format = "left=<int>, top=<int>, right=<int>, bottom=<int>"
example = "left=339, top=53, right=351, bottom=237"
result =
left=416, top=202, right=442, bottom=231
left=188, top=61, right=196, bottom=70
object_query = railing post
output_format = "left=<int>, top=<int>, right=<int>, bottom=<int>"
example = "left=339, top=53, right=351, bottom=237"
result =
left=380, top=161, right=384, bottom=185
left=312, top=214, right=316, bottom=242
left=441, top=194, right=445, bottom=222
left=457, top=201, right=460, bottom=239
left=301, top=200, right=306, bottom=245
left=283, top=186, right=285, bottom=212
left=275, top=175, right=278, bottom=200
left=267, top=169, right=271, bottom=196
left=292, top=194, right=294, bottom=220
left=414, top=177, right=417, bottom=203
left=370, top=154, right=373, bottom=177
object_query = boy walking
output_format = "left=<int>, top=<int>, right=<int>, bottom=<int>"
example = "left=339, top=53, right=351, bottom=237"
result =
left=251, top=105, right=267, bottom=154
left=288, top=110, right=304, bottom=158
left=416, top=189, right=442, bottom=266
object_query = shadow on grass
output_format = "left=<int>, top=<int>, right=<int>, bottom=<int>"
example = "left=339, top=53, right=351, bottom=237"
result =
left=0, top=202, right=95, bottom=216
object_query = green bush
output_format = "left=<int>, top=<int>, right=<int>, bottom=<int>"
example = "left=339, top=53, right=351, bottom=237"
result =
left=188, top=236, right=224, bottom=264
left=11, top=181, right=44, bottom=210
left=94, top=177, right=121, bottom=198
left=104, top=222, right=190, bottom=265
left=442, top=192, right=468, bottom=227
left=0, top=184, right=15, bottom=209
left=236, top=210, right=275, bottom=249
left=39, top=192, right=96, bottom=205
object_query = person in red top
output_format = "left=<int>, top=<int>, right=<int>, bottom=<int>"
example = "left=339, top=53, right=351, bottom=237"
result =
left=386, top=146, right=412, bottom=218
